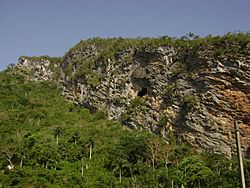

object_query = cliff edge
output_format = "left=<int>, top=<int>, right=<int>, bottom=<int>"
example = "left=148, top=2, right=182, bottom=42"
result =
left=14, top=33, right=250, bottom=157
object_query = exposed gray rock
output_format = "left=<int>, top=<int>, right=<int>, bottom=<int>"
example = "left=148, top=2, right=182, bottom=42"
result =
left=18, top=57, right=54, bottom=81
left=15, top=39, right=250, bottom=158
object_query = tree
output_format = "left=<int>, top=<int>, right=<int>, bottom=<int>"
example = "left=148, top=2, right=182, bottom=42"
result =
left=187, top=32, right=195, bottom=40
left=69, top=131, right=80, bottom=145
left=13, top=131, right=27, bottom=168
left=86, top=137, right=94, bottom=160
left=2, top=147, right=15, bottom=170
left=54, top=126, right=63, bottom=145
left=6, top=63, right=15, bottom=70
left=177, top=156, right=213, bottom=187
left=112, top=158, right=129, bottom=183
left=146, top=137, right=168, bottom=170
left=17, top=150, right=26, bottom=168
left=117, top=134, right=148, bottom=165
left=107, top=133, right=149, bottom=185
left=35, top=144, right=58, bottom=169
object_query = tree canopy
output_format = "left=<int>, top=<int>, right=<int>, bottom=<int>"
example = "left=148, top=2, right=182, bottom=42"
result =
left=0, top=67, right=249, bottom=187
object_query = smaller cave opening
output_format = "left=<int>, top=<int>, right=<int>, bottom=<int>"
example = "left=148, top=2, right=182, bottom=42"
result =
left=137, top=88, right=148, bottom=97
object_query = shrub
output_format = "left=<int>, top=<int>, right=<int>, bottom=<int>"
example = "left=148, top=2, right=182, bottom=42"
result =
left=182, top=94, right=198, bottom=110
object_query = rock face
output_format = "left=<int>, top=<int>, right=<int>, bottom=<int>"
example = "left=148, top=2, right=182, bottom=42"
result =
left=17, top=56, right=57, bottom=81
left=15, top=35, right=250, bottom=158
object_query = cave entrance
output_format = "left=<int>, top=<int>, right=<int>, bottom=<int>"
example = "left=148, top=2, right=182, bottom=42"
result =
left=137, top=88, right=147, bottom=97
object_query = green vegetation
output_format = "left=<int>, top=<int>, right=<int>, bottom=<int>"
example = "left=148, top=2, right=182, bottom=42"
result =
left=1, top=32, right=250, bottom=187
left=19, top=56, right=62, bottom=71
left=0, top=71, right=249, bottom=187
left=165, top=83, right=177, bottom=98
left=19, top=55, right=61, bottom=62
left=157, top=114, right=168, bottom=129
left=67, top=32, right=250, bottom=56
left=16, top=56, right=63, bottom=81
left=61, top=32, right=250, bottom=92
left=64, top=32, right=250, bottom=86
left=121, top=97, right=147, bottom=122
left=182, top=94, right=199, bottom=111
left=88, top=74, right=101, bottom=87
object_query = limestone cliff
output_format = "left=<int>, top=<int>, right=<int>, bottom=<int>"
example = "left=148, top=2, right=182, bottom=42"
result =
left=14, top=34, right=250, bottom=158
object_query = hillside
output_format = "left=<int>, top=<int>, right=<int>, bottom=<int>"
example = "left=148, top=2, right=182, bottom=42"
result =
left=0, top=70, right=250, bottom=187
left=14, top=33, right=250, bottom=158
left=1, top=33, right=250, bottom=187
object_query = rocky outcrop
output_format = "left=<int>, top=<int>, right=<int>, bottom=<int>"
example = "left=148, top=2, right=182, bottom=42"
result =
left=15, top=35, right=250, bottom=158
left=17, top=56, right=57, bottom=81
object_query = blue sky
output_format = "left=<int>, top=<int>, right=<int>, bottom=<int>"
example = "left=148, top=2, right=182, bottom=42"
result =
left=0, top=0, right=249, bottom=70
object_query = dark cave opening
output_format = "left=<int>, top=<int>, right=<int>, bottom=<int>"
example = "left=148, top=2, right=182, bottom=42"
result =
left=137, top=88, right=147, bottom=97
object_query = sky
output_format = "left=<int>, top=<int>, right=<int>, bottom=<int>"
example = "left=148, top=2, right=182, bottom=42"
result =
left=0, top=0, right=249, bottom=70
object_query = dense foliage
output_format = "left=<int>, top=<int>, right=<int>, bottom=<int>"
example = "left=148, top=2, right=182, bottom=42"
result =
left=1, top=32, right=250, bottom=187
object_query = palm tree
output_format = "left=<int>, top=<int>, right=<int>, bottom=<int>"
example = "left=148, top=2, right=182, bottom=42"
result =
left=70, top=131, right=80, bottom=145
left=18, top=149, right=26, bottom=168
left=112, top=159, right=129, bottom=183
left=54, top=126, right=63, bottom=145
left=187, top=32, right=195, bottom=40
left=85, top=137, right=94, bottom=160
